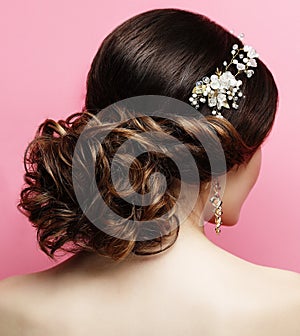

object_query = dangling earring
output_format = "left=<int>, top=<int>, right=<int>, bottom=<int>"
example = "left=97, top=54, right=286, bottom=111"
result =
left=210, top=178, right=223, bottom=234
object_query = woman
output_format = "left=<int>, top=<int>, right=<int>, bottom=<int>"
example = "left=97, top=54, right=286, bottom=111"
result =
left=1, top=8, right=300, bottom=336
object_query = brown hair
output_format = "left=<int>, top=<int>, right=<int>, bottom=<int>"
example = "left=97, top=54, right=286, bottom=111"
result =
left=18, top=8, right=278, bottom=260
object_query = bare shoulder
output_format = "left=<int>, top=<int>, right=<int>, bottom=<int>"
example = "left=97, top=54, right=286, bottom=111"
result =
left=0, top=273, right=38, bottom=302
left=0, top=274, right=43, bottom=336
left=220, top=264, right=300, bottom=336
left=0, top=275, right=26, bottom=336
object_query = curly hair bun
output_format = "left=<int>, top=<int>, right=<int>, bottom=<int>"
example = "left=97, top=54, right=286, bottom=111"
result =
left=18, top=95, right=253, bottom=261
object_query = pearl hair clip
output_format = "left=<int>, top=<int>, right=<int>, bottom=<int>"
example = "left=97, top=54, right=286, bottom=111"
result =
left=189, top=33, right=259, bottom=118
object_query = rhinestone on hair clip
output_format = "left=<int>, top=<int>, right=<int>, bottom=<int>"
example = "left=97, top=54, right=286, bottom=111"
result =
left=189, top=33, right=259, bottom=118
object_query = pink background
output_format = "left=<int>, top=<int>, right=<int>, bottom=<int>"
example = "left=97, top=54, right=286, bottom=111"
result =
left=1, top=0, right=299, bottom=279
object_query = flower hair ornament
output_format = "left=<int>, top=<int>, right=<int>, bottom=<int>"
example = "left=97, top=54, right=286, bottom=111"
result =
left=189, top=33, right=259, bottom=118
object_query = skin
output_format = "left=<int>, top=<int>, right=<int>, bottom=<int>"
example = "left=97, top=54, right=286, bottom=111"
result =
left=1, top=146, right=300, bottom=335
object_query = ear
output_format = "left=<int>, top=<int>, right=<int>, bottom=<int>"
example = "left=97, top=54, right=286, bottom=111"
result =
left=205, top=147, right=262, bottom=227
left=223, top=147, right=262, bottom=226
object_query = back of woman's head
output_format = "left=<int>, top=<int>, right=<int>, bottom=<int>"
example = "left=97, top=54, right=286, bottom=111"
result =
left=85, top=8, right=277, bottom=148
left=18, top=8, right=278, bottom=260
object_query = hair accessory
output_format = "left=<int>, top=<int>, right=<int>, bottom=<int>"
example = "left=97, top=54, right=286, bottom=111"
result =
left=210, top=178, right=223, bottom=234
left=189, top=33, right=259, bottom=118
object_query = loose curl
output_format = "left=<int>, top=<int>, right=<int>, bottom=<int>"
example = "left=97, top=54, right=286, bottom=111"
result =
left=18, top=8, right=278, bottom=260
